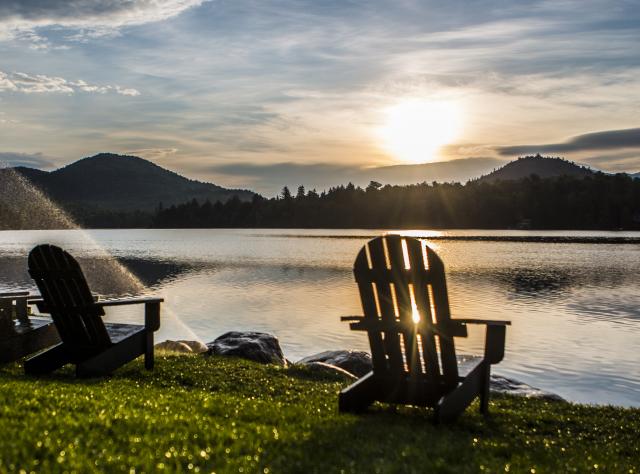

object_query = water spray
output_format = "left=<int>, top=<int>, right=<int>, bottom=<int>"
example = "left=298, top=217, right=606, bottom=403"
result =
left=0, top=164, right=201, bottom=342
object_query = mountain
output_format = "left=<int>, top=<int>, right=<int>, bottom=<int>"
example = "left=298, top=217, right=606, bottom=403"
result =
left=478, top=155, right=593, bottom=182
left=631, top=172, right=640, bottom=179
left=212, top=157, right=507, bottom=196
left=365, top=157, right=505, bottom=186
left=7, top=153, right=253, bottom=212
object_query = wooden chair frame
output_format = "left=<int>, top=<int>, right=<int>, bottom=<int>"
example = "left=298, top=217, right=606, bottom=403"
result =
left=339, top=235, right=510, bottom=422
left=23, top=244, right=163, bottom=377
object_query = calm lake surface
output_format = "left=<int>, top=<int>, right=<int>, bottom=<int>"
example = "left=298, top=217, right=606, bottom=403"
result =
left=1, top=228, right=639, bottom=407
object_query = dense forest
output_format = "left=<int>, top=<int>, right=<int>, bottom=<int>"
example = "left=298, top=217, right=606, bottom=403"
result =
left=148, top=172, right=640, bottom=230
left=4, top=167, right=639, bottom=230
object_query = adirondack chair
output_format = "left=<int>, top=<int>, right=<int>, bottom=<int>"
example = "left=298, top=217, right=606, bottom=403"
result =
left=340, top=235, right=510, bottom=422
left=0, top=291, right=60, bottom=363
left=24, top=244, right=163, bottom=377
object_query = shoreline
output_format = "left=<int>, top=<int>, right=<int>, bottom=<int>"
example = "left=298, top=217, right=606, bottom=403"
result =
left=158, top=337, right=567, bottom=403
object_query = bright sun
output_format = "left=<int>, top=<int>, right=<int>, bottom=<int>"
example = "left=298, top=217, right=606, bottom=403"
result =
left=378, top=99, right=462, bottom=164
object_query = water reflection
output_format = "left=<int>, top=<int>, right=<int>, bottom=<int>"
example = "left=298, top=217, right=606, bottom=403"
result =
left=1, top=228, right=639, bottom=406
left=506, top=268, right=572, bottom=296
left=0, top=255, right=195, bottom=296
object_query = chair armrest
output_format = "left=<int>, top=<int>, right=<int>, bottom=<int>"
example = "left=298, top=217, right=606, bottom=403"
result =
left=452, top=318, right=511, bottom=326
left=0, top=291, right=30, bottom=298
left=94, top=297, right=164, bottom=307
left=95, top=297, right=163, bottom=332
left=451, top=319, right=509, bottom=363
left=31, top=296, right=163, bottom=332
left=340, top=315, right=364, bottom=322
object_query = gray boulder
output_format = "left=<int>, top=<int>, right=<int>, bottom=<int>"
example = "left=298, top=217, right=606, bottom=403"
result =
left=177, top=340, right=208, bottom=353
left=459, top=356, right=565, bottom=401
left=206, top=331, right=287, bottom=366
left=297, top=350, right=372, bottom=377
left=490, top=375, right=565, bottom=401
left=297, top=350, right=564, bottom=401
left=156, top=339, right=208, bottom=354
left=303, top=362, right=358, bottom=380
left=155, top=340, right=194, bottom=353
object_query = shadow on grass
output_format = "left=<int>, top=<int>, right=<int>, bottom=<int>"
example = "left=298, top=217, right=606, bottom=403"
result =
left=262, top=402, right=505, bottom=473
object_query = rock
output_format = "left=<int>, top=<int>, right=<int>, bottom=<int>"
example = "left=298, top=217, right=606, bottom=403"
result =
left=297, top=350, right=372, bottom=377
left=490, top=375, right=566, bottom=401
left=457, top=355, right=565, bottom=401
left=459, top=356, right=565, bottom=401
left=176, top=340, right=208, bottom=353
left=155, top=340, right=194, bottom=353
left=303, top=362, right=358, bottom=380
left=206, top=331, right=286, bottom=366
left=297, top=350, right=564, bottom=401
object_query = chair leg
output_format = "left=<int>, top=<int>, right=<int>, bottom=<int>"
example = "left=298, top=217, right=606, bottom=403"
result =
left=76, top=331, right=146, bottom=377
left=24, top=343, right=71, bottom=375
left=480, top=363, right=491, bottom=414
left=145, top=331, right=154, bottom=370
left=436, top=360, right=487, bottom=423
left=339, top=372, right=379, bottom=413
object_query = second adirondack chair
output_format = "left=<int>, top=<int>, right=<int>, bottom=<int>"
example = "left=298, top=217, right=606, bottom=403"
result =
left=0, top=291, right=60, bottom=363
left=340, top=235, right=510, bottom=422
left=24, top=244, right=163, bottom=377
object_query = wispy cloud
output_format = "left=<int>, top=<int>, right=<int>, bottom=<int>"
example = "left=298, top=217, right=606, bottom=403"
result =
left=125, top=147, right=179, bottom=160
left=580, top=151, right=640, bottom=174
left=1, top=0, right=640, bottom=185
left=497, top=128, right=640, bottom=156
left=0, top=151, right=57, bottom=169
left=0, top=70, right=140, bottom=95
left=209, top=157, right=504, bottom=196
left=0, top=0, right=208, bottom=43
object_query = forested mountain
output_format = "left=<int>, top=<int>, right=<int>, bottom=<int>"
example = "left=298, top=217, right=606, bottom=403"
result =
left=2, top=154, right=640, bottom=229
left=153, top=172, right=640, bottom=230
left=5, top=153, right=253, bottom=212
left=478, top=155, right=593, bottom=182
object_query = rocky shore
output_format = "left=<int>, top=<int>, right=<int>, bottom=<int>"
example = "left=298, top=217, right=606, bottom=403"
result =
left=156, top=331, right=564, bottom=401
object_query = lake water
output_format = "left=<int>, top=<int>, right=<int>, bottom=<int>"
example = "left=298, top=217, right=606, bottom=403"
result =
left=1, top=228, right=639, bottom=407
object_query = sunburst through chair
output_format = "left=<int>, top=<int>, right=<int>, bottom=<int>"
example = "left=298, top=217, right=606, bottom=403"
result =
left=339, top=235, right=510, bottom=422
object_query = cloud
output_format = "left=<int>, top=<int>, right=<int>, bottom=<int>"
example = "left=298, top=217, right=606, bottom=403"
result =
left=0, top=70, right=140, bottom=95
left=579, top=152, right=640, bottom=174
left=0, top=1, right=208, bottom=42
left=209, top=157, right=505, bottom=196
left=497, top=128, right=640, bottom=156
left=1, top=0, right=640, bottom=181
left=125, top=147, right=179, bottom=160
left=0, top=152, right=57, bottom=169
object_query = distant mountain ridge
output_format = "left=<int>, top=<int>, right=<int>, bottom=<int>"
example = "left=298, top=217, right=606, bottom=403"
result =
left=478, top=155, right=594, bottom=182
left=7, top=153, right=253, bottom=212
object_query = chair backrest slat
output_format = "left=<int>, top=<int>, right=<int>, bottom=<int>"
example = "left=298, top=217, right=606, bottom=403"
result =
left=355, top=278, right=388, bottom=373
left=28, top=244, right=111, bottom=351
left=354, top=235, right=460, bottom=387
left=366, top=237, right=405, bottom=373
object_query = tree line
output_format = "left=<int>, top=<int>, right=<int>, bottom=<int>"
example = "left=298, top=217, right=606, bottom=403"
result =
left=147, top=172, right=640, bottom=230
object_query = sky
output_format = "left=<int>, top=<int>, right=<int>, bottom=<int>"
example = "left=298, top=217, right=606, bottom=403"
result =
left=0, top=0, right=639, bottom=195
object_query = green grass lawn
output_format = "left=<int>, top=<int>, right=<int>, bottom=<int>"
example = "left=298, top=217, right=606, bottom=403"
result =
left=0, top=354, right=638, bottom=473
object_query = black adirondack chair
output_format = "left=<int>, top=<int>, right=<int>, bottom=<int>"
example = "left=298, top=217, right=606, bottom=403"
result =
left=24, top=244, right=163, bottom=377
left=340, top=235, right=510, bottom=422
